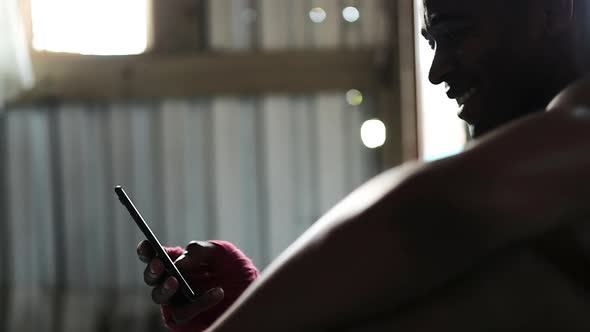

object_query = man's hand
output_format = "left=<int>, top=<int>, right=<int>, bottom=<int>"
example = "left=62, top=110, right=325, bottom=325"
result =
left=137, top=240, right=259, bottom=331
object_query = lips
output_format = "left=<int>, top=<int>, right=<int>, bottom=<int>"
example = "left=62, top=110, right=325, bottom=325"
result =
left=457, top=92, right=481, bottom=127
left=446, top=87, right=478, bottom=106
left=445, top=85, right=480, bottom=125
left=456, top=88, right=477, bottom=106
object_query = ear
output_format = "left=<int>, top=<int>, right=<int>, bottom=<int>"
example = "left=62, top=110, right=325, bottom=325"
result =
left=543, top=0, right=574, bottom=35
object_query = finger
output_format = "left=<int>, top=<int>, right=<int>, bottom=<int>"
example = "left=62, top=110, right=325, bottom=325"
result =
left=151, top=276, right=179, bottom=304
left=144, top=258, right=166, bottom=286
left=176, top=241, right=218, bottom=271
left=185, top=241, right=218, bottom=257
left=174, top=254, right=207, bottom=272
left=137, top=240, right=156, bottom=263
left=170, top=287, right=225, bottom=324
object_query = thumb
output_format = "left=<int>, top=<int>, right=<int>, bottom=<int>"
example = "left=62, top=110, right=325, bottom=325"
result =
left=171, top=287, right=225, bottom=324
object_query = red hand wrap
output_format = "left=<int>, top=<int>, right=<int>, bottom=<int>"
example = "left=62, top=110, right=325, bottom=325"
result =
left=160, top=241, right=259, bottom=332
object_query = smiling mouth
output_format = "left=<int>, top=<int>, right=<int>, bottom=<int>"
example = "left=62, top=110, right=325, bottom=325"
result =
left=455, top=88, right=480, bottom=126
left=456, top=88, right=477, bottom=107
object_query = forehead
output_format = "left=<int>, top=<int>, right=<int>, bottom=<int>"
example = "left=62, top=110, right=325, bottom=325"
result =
left=422, top=0, right=502, bottom=28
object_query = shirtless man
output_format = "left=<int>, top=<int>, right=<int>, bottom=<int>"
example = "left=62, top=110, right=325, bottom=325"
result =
left=137, top=0, right=590, bottom=330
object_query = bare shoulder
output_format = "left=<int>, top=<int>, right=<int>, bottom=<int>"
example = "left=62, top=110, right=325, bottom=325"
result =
left=547, top=74, right=590, bottom=111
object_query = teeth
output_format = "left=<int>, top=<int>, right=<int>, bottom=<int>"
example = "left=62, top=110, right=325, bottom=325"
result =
left=457, top=88, right=477, bottom=106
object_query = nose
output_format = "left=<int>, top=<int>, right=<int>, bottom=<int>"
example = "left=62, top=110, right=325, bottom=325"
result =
left=428, top=48, right=456, bottom=85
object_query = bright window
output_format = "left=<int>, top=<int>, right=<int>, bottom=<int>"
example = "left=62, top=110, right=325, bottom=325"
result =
left=31, top=0, right=150, bottom=55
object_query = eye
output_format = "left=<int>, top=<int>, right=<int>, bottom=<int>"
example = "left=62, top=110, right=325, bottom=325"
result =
left=436, top=25, right=472, bottom=48
left=422, top=23, right=472, bottom=51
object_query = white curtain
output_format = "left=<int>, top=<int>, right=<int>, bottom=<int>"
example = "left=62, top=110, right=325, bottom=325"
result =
left=0, top=0, right=34, bottom=109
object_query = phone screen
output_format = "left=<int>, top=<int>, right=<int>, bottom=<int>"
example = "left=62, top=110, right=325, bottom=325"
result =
left=115, top=186, right=199, bottom=301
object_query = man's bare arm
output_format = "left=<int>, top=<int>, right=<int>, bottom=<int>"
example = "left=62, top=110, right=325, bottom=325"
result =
left=207, top=77, right=590, bottom=331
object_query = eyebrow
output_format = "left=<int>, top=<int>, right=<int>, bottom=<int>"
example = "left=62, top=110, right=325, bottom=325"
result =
left=429, top=13, right=469, bottom=27
left=421, top=13, right=470, bottom=38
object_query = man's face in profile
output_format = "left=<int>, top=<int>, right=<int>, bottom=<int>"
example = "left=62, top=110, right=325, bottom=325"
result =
left=422, top=0, right=553, bottom=137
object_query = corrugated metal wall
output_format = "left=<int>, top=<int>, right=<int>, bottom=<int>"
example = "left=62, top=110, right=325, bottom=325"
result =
left=3, top=94, right=380, bottom=288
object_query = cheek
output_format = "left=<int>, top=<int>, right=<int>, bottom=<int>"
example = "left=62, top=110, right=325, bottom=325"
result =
left=457, top=37, right=499, bottom=84
left=472, top=37, right=529, bottom=89
left=484, top=24, right=544, bottom=78
left=457, top=24, right=508, bottom=76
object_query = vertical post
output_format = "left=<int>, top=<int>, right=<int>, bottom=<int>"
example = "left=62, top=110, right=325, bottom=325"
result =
left=397, top=0, right=419, bottom=161
left=378, top=0, right=418, bottom=170
left=150, top=0, right=208, bottom=53
left=18, top=0, right=33, bottom=49
left=0, top=113, right=9, bottom=332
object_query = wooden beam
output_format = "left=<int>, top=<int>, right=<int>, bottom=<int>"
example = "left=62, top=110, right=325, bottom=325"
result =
left=13, top=49, right=380, bottom=103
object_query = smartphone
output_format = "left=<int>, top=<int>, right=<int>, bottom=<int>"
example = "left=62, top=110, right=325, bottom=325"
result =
left=114, top=185, right=199, bottom=302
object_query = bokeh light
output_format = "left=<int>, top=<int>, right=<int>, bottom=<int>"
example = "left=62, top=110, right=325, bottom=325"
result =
left=342, top=6, right=360, bottom=23
left=309, top=7, right=327, bottom=23
left=360, top=119, right=386, bottom=149
left=346, top=89, right=364, bottom=106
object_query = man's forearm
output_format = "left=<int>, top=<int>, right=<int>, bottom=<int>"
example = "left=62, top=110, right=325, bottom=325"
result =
left=206, top=160, right=506, bottom=331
